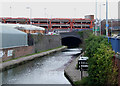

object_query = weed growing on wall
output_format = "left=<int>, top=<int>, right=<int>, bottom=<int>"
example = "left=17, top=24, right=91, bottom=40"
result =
left=78, top=30, right=92, bottom=51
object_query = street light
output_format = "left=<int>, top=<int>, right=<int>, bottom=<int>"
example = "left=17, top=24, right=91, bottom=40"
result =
left=74, top=8, right=76, bottom=18
left=26, top=7, right=32, bottom=24
left=99, top=3, right=105, bottom=36
left=10, top=6, right=12, bottom=17
left=44, top=8, right=47, bottom=18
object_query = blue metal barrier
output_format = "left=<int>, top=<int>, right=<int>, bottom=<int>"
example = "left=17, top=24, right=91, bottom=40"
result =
left=108, top=37, right=120, bottom=53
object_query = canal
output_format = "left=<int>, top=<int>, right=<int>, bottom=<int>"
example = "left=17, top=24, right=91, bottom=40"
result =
left=2, top=48, right=81, bottom=84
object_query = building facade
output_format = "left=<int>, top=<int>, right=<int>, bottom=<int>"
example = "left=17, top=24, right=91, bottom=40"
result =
left=0, top=15, right=94, bottom=32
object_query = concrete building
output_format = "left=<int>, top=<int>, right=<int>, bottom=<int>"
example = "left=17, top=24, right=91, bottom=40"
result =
left=0, top=15, right=94, bottom=32
left=0, top=23, right=61, bottom=61
left=2, top=18, right=29, bottom=24
left=0, top=23, right=32, bottom=61
left=101, top=19, right=120, bottom=36
left=0, top=23, right=28, bottom=49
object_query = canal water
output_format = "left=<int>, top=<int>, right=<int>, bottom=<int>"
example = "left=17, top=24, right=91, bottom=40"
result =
left=2, top=48, right=81, bottom=84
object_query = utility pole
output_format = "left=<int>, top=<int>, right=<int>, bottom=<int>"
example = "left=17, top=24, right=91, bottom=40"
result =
left=111, top=19, right=112, bottom=36
left=106, top=0, right=108, bottom=36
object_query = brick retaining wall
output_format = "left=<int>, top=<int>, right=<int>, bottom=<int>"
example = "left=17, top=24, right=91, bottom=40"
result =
left=115, top=55, right=120, bottom=86
left=1, top=35, right=62, bottom=61
left=1, top=46, right=34, bottom=61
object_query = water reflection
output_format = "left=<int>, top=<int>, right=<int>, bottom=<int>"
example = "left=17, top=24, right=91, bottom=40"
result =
left=2, top=48, right=81, bottom=84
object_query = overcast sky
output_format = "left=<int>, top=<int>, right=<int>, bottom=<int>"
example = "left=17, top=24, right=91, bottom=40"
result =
left=0, top=0, right=119, bottom=19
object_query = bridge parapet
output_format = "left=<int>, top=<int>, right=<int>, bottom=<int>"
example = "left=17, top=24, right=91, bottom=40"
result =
left=60, top=32, right=81, bottom=39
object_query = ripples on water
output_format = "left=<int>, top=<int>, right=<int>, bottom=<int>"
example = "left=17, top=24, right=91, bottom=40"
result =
left=2, top=48, right=81, bottom=84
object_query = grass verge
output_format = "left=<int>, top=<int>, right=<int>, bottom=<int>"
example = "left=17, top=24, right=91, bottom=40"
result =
left=73, top=77, right=89, bottom=86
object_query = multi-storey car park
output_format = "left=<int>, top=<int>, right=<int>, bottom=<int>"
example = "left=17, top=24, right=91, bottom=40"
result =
left=0, top=15, right=95, bottom=32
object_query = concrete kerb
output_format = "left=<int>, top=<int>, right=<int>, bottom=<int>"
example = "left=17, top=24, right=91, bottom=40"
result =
left=0, top=46, right=67, bottom=71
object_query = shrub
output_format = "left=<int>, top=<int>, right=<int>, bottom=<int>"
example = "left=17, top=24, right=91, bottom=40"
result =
left=74, top=77, right=89, bottom=86
left=84, top=35, right=105, bottom=58
left=78, top=30, right=92, bottom=51
left=84, top=35, right=118, bottom=85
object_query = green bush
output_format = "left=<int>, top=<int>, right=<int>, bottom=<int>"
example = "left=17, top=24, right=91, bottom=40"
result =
left=74, top=77, right=89, bottom=86
left=84, top=35, right=105, bottom=58
left=78, top=30, right=92, bottom=51
left=84, top=35, right=118, bottom=85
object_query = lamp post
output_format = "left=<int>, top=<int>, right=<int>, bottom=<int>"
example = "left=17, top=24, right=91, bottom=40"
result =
left=26, top=7, right=32, bottom=24
left=10, top=6, right=12, bottom=17
left=106, top=0, right=108, bottom=36
left=74, top=8, right=76, bottom=18
left=99, top=3, right=105, bottom=36
left=95, top=0, right=98, bottom=36
left=111, top=19, right=113, bottom=36
left=44, top=8, right=47, bottom=18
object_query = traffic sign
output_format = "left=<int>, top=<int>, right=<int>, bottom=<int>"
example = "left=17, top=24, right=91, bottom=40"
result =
left=92, top=27, right=100, bottom=31
left=106, top=24, right=109, bottom=27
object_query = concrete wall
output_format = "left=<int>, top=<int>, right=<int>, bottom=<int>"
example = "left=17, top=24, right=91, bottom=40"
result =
left=1, top=35, right=62, bottom=61
left=33, top=35, right=62, bottom=53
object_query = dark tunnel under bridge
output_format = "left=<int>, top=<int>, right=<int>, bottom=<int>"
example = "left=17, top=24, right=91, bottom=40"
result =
left=60, top=32, right=82, bottom=48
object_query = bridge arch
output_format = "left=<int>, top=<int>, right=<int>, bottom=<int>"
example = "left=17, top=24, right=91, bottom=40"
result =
left=60, top=32, right=82, bottom=48
left=61, top=36, right=82, bottom=48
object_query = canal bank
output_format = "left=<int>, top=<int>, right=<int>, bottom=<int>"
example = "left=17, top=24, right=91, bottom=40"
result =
left=2, top=48, right=81, bottom=84
left=0, top=46, right=67, bottom=71
left=64, top=52, right=88, bottom=86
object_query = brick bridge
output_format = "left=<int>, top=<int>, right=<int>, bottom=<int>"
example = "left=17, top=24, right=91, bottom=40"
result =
left=60, top=32, right=82, bottom=48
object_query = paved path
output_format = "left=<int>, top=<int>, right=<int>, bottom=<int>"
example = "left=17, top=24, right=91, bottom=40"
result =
left=64, top=52, right=88, bottom=83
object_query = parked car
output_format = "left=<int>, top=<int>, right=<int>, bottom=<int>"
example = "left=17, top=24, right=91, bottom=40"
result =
left=47, top=32, right=57, bottom=35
